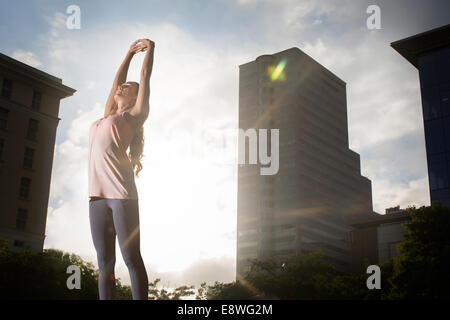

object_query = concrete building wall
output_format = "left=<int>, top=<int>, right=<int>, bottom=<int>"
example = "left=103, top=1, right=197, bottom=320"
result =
left=349, top=208, right=410, bottom=272
left=377, top=222, right=407, bottom=263
left=0, top=53, right=75, bottom=253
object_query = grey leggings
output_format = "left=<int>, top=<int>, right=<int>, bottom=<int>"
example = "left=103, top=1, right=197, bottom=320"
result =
left=89, top=198, right=148, bottom=300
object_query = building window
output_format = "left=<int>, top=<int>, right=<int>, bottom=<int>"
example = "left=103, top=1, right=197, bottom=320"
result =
left=31, top=90, right=41, bottom=110
left=14, top=240, right=24, bottom=248
left=16, top=208, right=28, bottom=230
left=0, top=138, right=4, bottom=160
left=23, top=147, right=34, bottom=169
left=264, top=176, right=274, bottom=184
left=19, top=177, right=31, bottom=199
left=260, top=200, right=274, bottom=209
left=27, top=118, right=39, bottom=140
left=238, top=228, right=258, bottom=237
left=421, top=86, right=441, bottom=120
left=1, top=78, right=12, bottom=99
left=388, top=242, right=401, bottom=259
left=428, top=154, right=449, bottom=190
left=436, top=47, right=450, bottom=84
left=243, top=265, right=251, bottom=273
left=444, top=117, right=450, bottom=151
left=425, top=119, right=445, bottom=154
left=418, top=52, right=438, bottom=88
left=238, top=240, right=259, bottom=249
left=0, top=107, right=9, bottom=130
left=441, top=83, right=450, bottom=117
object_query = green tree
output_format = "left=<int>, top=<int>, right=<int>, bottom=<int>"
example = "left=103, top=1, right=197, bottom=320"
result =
left=388, top=201, right=450, bottom=299
left=148, top=278, right=195, bottom=300
left=0, top=240, right=132, bottom=299
left=195, top=252, right=395, bottom=300
left=317, top=260, right=394, bottom=300
left=196, top=280, right=258, bottom=300
left=244, top=251, right=339, bottom=299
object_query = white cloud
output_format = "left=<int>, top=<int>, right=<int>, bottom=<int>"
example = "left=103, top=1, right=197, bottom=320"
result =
left=313, top=19, right=322, bottom=26
left=11, top=50, right=43, bottom=68
left=232, top=0, right=361, bottom=36
left=37, top=1, right=432, bottom=288
left=85, top=80, right=96, bottom=90
left=372, top=176, right=429, bottom=213
left=40, top=15, right=251, bottom=285
left=292, top=28, right=428, bottom=212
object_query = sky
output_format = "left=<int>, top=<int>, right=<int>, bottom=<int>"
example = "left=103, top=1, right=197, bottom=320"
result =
left=0, top=0, right=449, bottom=292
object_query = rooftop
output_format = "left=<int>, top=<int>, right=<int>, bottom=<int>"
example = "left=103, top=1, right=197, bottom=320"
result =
left=0, top=52, right=76, bottom=98
left=391, top=24, right=450, bottom=68
left=349, top=210, right=410, bottom=228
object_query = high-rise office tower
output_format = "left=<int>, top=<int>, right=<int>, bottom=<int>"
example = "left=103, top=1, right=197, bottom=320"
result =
left=392, top=24, right=450, bottom=207
left=0, top=52, right=76, bottom=252
left=237, top=48, right=373, bottom=279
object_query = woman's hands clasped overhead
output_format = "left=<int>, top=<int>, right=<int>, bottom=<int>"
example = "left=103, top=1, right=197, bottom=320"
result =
left=128, top=39, right=155, bottom=56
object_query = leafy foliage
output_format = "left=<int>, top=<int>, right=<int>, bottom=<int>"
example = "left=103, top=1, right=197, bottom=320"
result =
left=195, top=202, right=449, bottom=300
left=0, top=241, right=131, bottom=299
left=2, top=201, right=448, bottom=300
left=196, top=280, right=258, bottom=300
left=148, top=278, right=195, bottom=300
left=388, top=201, right=450, bottom=299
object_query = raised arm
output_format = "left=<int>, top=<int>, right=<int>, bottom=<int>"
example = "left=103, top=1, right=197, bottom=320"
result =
left=104, top=40, right=142, bottom=117
left=129, top=38, right=155, bottom=125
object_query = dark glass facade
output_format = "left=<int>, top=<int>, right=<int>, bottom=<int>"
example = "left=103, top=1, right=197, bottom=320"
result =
left=418, top=46, right=450, bottom=207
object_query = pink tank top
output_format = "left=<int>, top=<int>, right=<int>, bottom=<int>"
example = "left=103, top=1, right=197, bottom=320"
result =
left=88, top=111, right=139, bottom=200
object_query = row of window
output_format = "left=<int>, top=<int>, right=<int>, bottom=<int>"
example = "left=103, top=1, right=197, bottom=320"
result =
left=0, top=93, right=37, bottom=243
left=321, top=72, right=342, bottom=93
left=238, top=236, right=297, bottom=251
left=237, top=252, right=258, bottom=261
left=239, top=198, right=273, bottom=211
left=418, top=47, right=450, bottom=88
left=300, top=82, right=346, bottom=122
left=428, top=153, right=450, bottom=191
left=238, top=165, right=292, bottom=178
left=19, top=176, right=31, bottom=199
left=238, top=230, right=347, bottom=253
left=16, top=208, right=28, bottom=230
left=273, top=241, right=294, bottom=251
left=424, top=116, right=450, bottom=154
left=260, top=199, right=274, bottom=209
left=300, top=72, right=343, bottom=102
left=238, top=224, right=296, bottom=238
left=0, top=138, right=35, bottom=167
left=241, top=81, right=307, bottom=118
left=421, top=83, right=450, bottom=121
left=240, top=71, right=259, bottom=83
left=0, top=107, right=40, bottom=139
left=304, top=220, right=350, bottom=243
left=300, top=103, right=347, bottom=147
left=292, top=123, right=359, bottom=178
left=298, top=157, right=366, bottom=203
left=14, top=240, right=25, bottom=248
left=298, top=95, right=347, bottom=143
left=238, top=240, right=258, bottom=249
left=1, top=78, right=42, bottom=110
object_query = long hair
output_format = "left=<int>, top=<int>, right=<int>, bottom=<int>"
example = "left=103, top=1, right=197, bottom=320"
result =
left=109, top=98, right=145, bottom=178
left=129, top=125, right=144, bottom=178
left=128, top=82, right=144, bottom=178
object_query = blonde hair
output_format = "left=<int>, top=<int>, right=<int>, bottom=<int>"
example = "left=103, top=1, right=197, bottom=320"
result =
left=129, top=126, right=144, bottom=178
left=109, top=100, right=145, bottom=178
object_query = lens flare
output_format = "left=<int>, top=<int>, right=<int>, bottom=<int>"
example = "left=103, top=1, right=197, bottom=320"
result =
left=267, top=59, right=287, bottom=82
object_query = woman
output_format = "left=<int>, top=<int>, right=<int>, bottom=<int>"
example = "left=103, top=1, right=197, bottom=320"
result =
left=88, top=38, right=155, bottom=300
